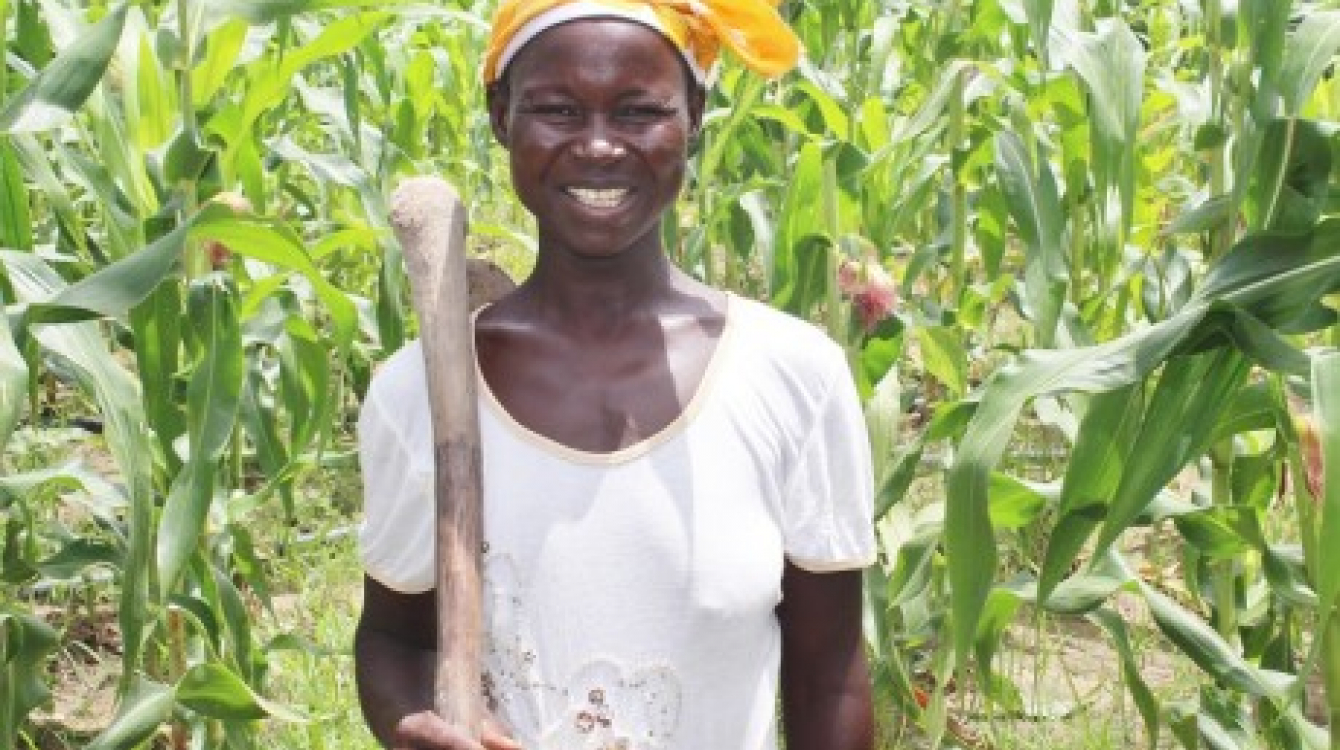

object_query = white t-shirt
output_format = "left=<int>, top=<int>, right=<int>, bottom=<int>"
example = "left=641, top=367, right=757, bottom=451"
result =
left=358, top=294, right=876, bottom=750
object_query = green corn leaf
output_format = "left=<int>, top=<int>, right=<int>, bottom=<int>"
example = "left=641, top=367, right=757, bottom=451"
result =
left=1279, top=11, right=1340, bottom=116
left=994, top=131, right=1062, bottom=263
left=38, top=538, right=122, bottom=580
left=1142, top=583, right=1292, bottom=698
left=995, top=131, right=1065, bottom=347
left=25, top=206, right=356, bottom=352
left=1166, top=702, right=1199, bottom=749
left=698, top=75, right=764, bottom=184
left=886, top=531, right=937, bottom=610
left=130, top=283, right=186, bottom=471
left=217, top=0, right=409, bottom=23
left=1067, top=19, right=1144, bottom=152
left=1065, top=16, right=1144, bottom=242
left=212, top=561, right=260, bottom=683
left=1260, top=544, right=1317, bottom=608
left=0, top=4, right=128, bottom=133
left=279, top=314, right=331, bottom=457
left=1039, top=386, right=1141, bottom=600
left=7, top=134, right=81, bottom=255
left=975, top=586, right=1023, bottom=680
left=863, top=364, right=901, bottom=483
left=175, top=662, right=266, bottom=720
left=157, top=276, right=244, bottom=595
left=130, top=33, right=170, bottom=148
left=987, top=472, right=1052, bottom=530
left=1208, top=306, right=1311, bottom=376
left=227, top=524, right=274, bottom=613
left=948, top=220, right=1340, bottom=665
left=892, top=60, right=971, bottom=143
left=792, top=79, right=849, bottom=141
left=1, top=251, right=154, bottom=688
left=1313, top=351, right=1340, bottom=627
left=1023, top=0, right=1055, bottom=63
left=239, top=363, right=292, bottom=509
left=1088, top=608, right=1160, bottom=749
left=1094, top=350, right=1251, bottom=556
left=85, top=677, right=175, bottom=750
left=0, top=608, right=59, bottom=738
left=947, top=318, right=1194, bottom=663
left=192, top=18, right=249, bottom=107
left=1040, top=571, right=1127, bottom=616
left=771, top=141, right=829, bottom=317
left=0, top=141, right=31, bottom=251
left=1212, top=380, right=1294, bottom=450
left=1241, top=0, right=1291, bottom=121
left=29, top=219, right=192, bottom=324
left=268, top=136, right=383, bottom=221
left=1252, top=118, right=1332, bottom=233
left=191, top=213, right=357, bottom=352
left=915, top=326, right=967, bottom=398
left=155, top=457, right=213, bottom=599
left=167, top=594, right=224, bottom=654
left=1165, top=195, right=1234, bottom=236
left=1173, top=506, right=1256, bottom=560
left=185, top=278, right=245, bottom=464
left=222, top=12, right=389, bottom=167
left=0, top=463, right=122, bottom=513
left=1195, top=220, right=1340, bottom=332
left=1006, top=548, right=1130, bottom=615
left=874, top=435, right=924, bottom=524
left=0, top=312, right=26, bottom=451
left=177, top=661, right=305, bottom=722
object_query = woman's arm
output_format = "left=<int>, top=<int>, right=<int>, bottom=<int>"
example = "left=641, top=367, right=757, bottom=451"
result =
left=354, top=577, right=517, bottom=750
left=777, top=562, right=875, bottom=750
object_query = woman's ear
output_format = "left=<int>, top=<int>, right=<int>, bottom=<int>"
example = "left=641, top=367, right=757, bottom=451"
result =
left=486, top=82, right=511, bottom=148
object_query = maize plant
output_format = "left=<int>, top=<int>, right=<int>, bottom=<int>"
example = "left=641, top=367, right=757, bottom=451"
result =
left=2, top=0, right=1340, bottom=749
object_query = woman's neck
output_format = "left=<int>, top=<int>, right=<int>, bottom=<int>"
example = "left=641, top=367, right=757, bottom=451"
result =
left=521, top=239, right=687, bottom=321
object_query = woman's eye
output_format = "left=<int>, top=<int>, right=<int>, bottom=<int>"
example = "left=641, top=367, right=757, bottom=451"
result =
left=525, top=104, right=579, bottom=117
left=618, top=105, right=676, bottom=120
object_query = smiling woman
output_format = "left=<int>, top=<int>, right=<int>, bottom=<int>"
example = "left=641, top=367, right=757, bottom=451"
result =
left=488, top=19, right=701, bottom=265
left=353, top=3, right=877, bottom=750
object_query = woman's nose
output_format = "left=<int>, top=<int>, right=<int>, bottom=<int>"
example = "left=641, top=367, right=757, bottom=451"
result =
left=573, top=119, right=627, bottom=161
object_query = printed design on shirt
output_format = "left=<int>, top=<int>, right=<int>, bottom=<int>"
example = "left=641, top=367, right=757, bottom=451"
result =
left=482, top=553, right=682, bottom=750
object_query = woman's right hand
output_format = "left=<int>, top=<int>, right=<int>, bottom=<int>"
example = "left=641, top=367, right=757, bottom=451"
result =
left=391, top=710, right=523, bottom=750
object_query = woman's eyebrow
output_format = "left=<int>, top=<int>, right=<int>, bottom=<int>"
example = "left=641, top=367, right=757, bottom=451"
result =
left=514, top=82, right=574, bottom=99
left=616, top=88, right=679, bottom=101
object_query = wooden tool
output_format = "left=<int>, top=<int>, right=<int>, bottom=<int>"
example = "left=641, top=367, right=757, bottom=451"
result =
left=388, top=176, right=512, bottom=734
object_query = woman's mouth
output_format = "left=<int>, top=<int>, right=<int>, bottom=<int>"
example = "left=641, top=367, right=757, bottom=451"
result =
left=566, top=187, right=630, bottom=209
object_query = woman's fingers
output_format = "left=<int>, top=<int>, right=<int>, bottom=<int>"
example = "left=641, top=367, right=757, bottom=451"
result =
left=391, top=710, right=489, bottom=750
left=481, top=724, right=524, bottom=750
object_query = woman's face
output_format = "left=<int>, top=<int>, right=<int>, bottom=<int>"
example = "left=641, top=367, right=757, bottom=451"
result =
left=489, top=19, right=704, bottom=261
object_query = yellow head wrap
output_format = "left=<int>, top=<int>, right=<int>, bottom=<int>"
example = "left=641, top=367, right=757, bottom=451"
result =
left=483, top=0, right=802, bottom=85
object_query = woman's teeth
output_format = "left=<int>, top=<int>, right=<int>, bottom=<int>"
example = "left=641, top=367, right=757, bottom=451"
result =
left=568, top=187, right=628, bottom=209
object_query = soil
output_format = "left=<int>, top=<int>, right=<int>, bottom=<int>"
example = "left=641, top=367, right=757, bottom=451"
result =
left=28, top=604, right=122, bottom=747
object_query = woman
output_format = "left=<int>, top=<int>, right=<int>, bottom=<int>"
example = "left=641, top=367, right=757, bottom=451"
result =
left=355, top=2, right=877, bottom=748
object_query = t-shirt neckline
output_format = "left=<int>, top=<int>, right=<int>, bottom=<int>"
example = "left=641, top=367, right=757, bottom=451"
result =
left=474, top=292, right=738, bottom=465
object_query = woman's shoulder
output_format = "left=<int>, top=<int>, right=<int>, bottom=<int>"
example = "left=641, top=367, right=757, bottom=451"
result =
left=363, top=340, right=427, bottom=413
left=729, top=295, right=845, bottom=361
left=725, top=295, right=849, bottom=388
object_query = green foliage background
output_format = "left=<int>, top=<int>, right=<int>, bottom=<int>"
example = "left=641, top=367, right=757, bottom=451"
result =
left=2, top=0, right=1340, bottom=748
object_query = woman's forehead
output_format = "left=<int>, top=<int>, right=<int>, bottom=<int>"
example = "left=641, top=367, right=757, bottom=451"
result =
left=505, top=17, right=691, bottom=92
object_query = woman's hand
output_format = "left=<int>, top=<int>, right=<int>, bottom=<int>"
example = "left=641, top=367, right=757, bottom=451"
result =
left=391, top=710, right=523, bottom=750
left=357, top=579, right=522, bottom=750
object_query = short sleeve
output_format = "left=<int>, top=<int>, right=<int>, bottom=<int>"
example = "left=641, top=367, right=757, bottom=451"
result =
left=781, top=359, right=877, bottom=572
left=357, top=347, right=437, bottom=594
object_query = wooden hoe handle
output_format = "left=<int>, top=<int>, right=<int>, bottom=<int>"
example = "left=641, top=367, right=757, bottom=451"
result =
left=389, top=176, right=484, bottom=733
